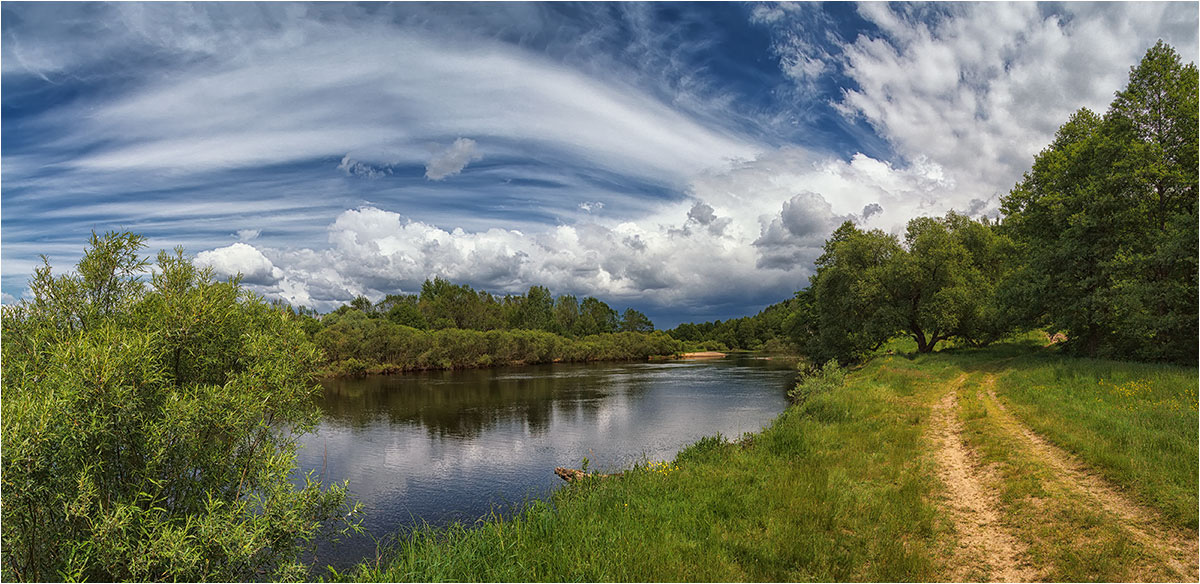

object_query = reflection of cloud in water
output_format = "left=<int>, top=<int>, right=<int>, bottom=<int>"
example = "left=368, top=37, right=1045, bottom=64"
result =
left=294, top=356, right=793, bottom=569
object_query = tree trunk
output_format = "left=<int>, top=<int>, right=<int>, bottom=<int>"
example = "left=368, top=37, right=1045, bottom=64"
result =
left=913, top=332, right=931, bottom=353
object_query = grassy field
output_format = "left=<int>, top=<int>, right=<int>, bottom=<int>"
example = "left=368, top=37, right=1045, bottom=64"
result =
left=337, top=338, right=1198, bottom=582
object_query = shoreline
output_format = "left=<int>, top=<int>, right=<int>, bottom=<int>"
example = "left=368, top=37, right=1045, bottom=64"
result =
left=677, top=351, right=727, bottom=360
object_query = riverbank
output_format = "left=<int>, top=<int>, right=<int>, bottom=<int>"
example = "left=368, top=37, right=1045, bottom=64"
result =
left=315, top=327, right=684, bottom=378
left=333, top=338, right=1198, bottom=582
left=677, top=351, right=726, bottom=360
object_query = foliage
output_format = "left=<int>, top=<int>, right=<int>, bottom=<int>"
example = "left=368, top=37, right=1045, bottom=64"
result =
left=324, top=277, right=647, bottom=340
left=666, top=295, right=807, bottom=351
left=1, top=232, right=358, bottom=582
left=787, top=359, right=846, bottom=404
left=1000, top=41, right=1198, bottom=363
left=805, top=222, right=902, bottom=362
left=313, top=308, right=681, bottom=375
left=800, top=213, right=1016, bottom=364
left=619, top=308, right=654, bottom=333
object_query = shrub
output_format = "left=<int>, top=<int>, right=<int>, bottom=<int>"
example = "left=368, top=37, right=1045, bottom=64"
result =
left=1, top=232, right=359, bottom=581
left=788, top=359, right=847, bottom=405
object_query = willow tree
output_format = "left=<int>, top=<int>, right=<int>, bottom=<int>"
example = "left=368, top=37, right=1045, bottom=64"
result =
left=1, top=232, right=359, bottom=581
left=807, top=213, right=1015, bottom=363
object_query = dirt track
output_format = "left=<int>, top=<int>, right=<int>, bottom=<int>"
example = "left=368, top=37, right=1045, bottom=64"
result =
left=929, top=376, right=1036, bottom=582
left=928, top=372, right=1199, bottom=582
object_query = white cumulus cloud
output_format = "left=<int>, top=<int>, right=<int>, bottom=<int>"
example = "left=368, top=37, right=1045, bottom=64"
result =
left=195, top=242, right=284, bottom=286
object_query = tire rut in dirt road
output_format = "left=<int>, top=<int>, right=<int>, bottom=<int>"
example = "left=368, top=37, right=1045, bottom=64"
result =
left=931, top=376, right=1036, bottom=582
left=983, top=376, right=1199, bottom=582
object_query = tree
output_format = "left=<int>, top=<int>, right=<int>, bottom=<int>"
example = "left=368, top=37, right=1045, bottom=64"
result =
left=619, top=308, right=654, bottom=333
left=510, top=285, right=555, bottom=331
left=382, top=295, right=428, bottom=329
left=1000, top=41, right=1198, bottom=362
left=807, top=222, right=901, bottom=363
left=1, top=232, right=358, bottom=581
left=804, top=214, right=1015, bottom=362
left=349, top=294, right=375, bottom=315
left=880, top=215, right=988, bottom=353
left=552, top=294, right=580, bottom=336
left=576, top=297, right=619, bottom=336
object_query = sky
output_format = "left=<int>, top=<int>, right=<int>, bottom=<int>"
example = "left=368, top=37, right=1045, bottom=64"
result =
left=2, top=2, right=1197, bottom=327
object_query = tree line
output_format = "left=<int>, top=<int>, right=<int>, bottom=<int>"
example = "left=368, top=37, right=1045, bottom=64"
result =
left=286, top=278, right=670, bottom=375
left=328, top=278, right=654, bottom=337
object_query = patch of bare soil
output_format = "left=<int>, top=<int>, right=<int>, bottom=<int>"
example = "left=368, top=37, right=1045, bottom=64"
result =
left=983, top=376, right=1199, bottom=582
left=930, top=377, right=1037, bottom=582
left=677, top=351, right=726, bottom=360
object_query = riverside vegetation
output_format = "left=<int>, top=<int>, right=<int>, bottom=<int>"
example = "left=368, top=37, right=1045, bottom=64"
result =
left=1, top=42, right=1196, bottom=581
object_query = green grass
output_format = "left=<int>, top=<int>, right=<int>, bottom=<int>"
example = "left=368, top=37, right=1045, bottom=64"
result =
left=987, top=352, right=1199, bottom=530
left=337, top=338, right=1198, bottom=582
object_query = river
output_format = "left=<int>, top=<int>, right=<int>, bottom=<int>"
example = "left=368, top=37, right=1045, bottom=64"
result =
left=293, top=354, right=796, bottom=570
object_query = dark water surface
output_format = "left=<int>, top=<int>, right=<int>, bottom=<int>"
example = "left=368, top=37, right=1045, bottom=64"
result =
left=294, top=355, right=796, bottom=569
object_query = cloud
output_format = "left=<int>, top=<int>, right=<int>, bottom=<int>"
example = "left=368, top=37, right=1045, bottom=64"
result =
left=750, top=3, right=836, bottom=90
left=1, top=292, right=18, bottom=305
left=684, top=201, right=731, bottom=236
left=25, top=18, right=760, bottom=184
left=828, top=2, right=1198, bottom=203
left=221, top=142, right=971, bottom=313
left=339, top=155, right=393, bottom=179
left=194, top=242, right=283, bottom=286
left=5, top=3, right=1195, bottom=323
left=425, top=138, right=481, bottom=181
left=687, top=202, right=717, bottom=225
left=964, top=198, right=989, bottom=218
left=753, top=192, right=840, bottom=270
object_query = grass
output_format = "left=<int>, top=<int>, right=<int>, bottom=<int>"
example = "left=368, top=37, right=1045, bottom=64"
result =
left=985, top=352, right=1199, bottom=530
left=337, top=337, right=1198, bottom=582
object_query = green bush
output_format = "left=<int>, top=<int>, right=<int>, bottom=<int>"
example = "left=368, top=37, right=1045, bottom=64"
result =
left=1, top=232, right=359, bottom=581
left=788, top=359, right=846, bottom=405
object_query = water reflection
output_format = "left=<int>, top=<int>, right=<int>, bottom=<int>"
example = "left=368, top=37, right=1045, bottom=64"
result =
left=318, top=364, right=648, bottom=438
left=295, top=355, right=795, bottom=569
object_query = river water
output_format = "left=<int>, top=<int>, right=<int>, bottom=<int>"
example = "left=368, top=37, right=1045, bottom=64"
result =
left=293, top=355, right=796, bottom=569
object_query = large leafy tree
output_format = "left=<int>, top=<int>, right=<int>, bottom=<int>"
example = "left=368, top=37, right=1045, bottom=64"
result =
left=807, top=222, right=902, bottom=363
left=1, top=232, right=358, bottom=581
left=576, top=296, right=620, bottom=336
left=805, top=213, right=1015, bottom=363
left=1001, top=41, right=1197, bottom=362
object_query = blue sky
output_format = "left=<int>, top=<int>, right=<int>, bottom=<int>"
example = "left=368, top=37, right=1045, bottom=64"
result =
left=2, top=2, right=1196, bottom=326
